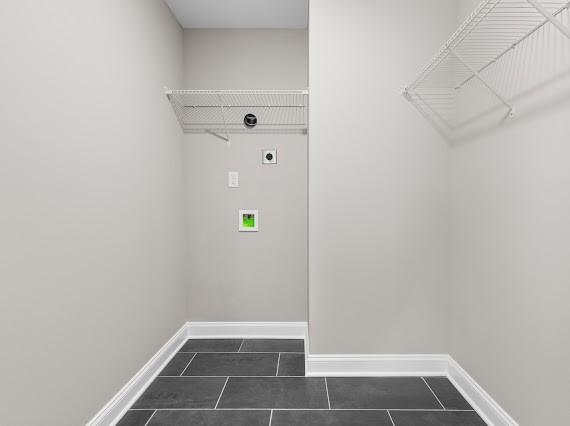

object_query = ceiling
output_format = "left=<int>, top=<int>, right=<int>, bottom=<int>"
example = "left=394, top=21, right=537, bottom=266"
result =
left=164, top=0, right=308, bottom=29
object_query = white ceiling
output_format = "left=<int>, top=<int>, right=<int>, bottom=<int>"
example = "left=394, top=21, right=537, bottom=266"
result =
left=165, top=0, right=308, bottom=29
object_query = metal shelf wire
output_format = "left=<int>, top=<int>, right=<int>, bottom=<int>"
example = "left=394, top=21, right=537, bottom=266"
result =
left=165, top=89, right=308, bottom=140
left=404, top=0, right=570, bottom=138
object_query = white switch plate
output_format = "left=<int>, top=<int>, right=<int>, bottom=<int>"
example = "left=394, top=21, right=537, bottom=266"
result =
left=228, top=171, right=239, bottom=188
left=262, top=149, right=277, bottom=164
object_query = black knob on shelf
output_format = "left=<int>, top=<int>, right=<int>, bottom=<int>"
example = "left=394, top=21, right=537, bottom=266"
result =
left=244, top=113, right=258, bottom=128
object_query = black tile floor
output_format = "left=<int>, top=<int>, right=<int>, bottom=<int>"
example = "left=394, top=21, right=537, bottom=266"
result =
left=118, top=339, right=487, bottom=425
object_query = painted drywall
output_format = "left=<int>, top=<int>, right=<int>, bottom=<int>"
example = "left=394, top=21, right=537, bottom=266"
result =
left=308, top=0, right=457, bottom=354
left=183, top=29, right=308, bottom=89
left=0, top=1, right=186, bottom=425
left=448, top=2, right=570, bottom=425
left=182, top=30, right=308, bottom=321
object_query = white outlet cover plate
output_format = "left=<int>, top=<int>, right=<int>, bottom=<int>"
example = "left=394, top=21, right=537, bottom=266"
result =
left=262, top=149, right=277, bottom=164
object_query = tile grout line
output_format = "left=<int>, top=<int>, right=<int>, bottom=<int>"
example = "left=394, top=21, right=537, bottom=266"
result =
left=129, top=408, right=476, bottom=412
left=214, top=377, right=230, bottom=409
left=177, top=351, right=304, bottom=354
left=387, top=410, right=396, bottom=426
left=143, top=410, right=157, bottom=426
left=276, top=353, right=281, bottom=376
left=179, top=353, right=197, bottom=376
left=324, top=377, right=331, bottom=410
left=157, top=375, right=308, bottom=378
left=268, top=409, right=273, bottom=426
left=421, top=377, right=446, bottom=410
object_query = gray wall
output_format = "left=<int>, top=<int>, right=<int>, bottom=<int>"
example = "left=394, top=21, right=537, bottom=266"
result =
left=448, top=2, right=570, bottom=425
left=183, top=30, right=308, bottom=321
left=307, top=0, right=457, bottom=354
left=0, top=1, right=187, bottom=424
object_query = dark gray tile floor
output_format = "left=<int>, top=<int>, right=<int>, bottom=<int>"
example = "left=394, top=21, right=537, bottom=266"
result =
left=240, top=338, right=305, bottom=353
left=424, top=376, right=473, bottom=410
left=218, top=377, right=329, bottom=409
left=390, top=410, right=487, bottom=426
left=148, top=410, right=271, bottom=426
left=131, top=377, right=226, bottom=409
left=271, top=410, right=393, bottom=426
left=277, top=353, right=305, bottom=376
left=326, top=377, right=441, bottom=409
left=118, top=338, right=487, bottom=425
left=116, top=410, right=154, bottom=426
left=157, top=352, right=195, bottom=376
left=184, top=353, right=279, bottom=376
left=180, top=338, right=242, bottom=353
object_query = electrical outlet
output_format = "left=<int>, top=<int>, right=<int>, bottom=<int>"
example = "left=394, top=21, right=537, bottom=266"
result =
left=262, top=149, right=277, bottom=164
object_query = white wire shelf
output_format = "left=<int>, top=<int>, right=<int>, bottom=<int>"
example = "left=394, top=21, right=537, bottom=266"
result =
left=404, top=0, right=570, bottom=138
left=166, top=89, right=309, bottom=140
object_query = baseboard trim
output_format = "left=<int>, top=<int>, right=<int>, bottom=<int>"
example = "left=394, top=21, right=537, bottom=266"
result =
left=187, top=321, right=308, bottom=339
left=87, top=322, right=517, bottom=426
left=86, top=322, right=188, bottom=426
left=448, top=356, right=519, bottom=426
left=306, top=354, right=449, bottom=377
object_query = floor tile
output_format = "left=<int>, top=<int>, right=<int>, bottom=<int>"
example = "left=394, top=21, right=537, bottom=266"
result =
left=424, top=376, right=472, bottom=410
left=326, top=377, right=441, bottom=409
left=389, top=410, right=487, bottom=426
left=183, top=353, right=278, bottom=376
left=240, top=339, right=304, bottom=353
left=132, top=377, right=226, bottom=409
left=148, top=410, right=271, bottom=426
left=217, top=377, right=328, bottom=409
left=116, top=410, right=154, bottom=426
left=277, top=353, right=305, bottom=376
left=158, top=352, right=195, bottom=376
left=272, top=409, right=393, bottom=426
left=179, top=339, right=242, bottom=353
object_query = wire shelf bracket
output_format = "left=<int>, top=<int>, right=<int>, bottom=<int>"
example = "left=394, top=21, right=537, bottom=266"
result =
left=165, top=89, right=309, bottom=141
left=404, top=0, right=570, bottom=138
left=448, top=47, right=515, bottom=117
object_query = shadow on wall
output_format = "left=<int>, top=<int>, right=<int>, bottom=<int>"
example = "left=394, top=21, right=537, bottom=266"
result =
left=453, top=71, right=570, bottom=145
left=454, top=16, right=570, bottom=142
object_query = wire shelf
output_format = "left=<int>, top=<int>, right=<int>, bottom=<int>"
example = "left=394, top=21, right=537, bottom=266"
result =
left=404, top=0, right=570, bottom=138
left=166, top=89, right=309, bottom=139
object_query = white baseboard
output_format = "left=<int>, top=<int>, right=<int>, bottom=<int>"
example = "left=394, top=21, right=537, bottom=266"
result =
left=86, top=323, right=188, bottom=426
left=448, top=356, right=519, bottom=426
left=306, top=354, right=449, bottom=377
left=187, top=321, right=308, bottom=339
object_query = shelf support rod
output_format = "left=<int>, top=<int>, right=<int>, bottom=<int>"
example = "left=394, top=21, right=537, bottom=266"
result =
left=526, top=0, right=570, bottom=40
left=216, top=94, right=230, bottom=143
left=448, top=47, right=514, bottom=117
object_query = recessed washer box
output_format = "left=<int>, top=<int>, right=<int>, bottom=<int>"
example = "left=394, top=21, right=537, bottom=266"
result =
left=239, top=209, right=258, bottom=232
